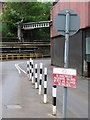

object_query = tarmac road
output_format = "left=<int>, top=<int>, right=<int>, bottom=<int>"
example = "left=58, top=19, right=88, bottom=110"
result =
left=1, top=58, right=89, bottom=118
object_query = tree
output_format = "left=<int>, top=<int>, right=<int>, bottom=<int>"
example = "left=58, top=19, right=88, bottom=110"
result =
left=2, top=2, right=52, bottom=40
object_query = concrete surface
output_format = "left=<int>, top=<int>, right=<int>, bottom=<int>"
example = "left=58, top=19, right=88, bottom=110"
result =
left=1, top=58, right=89, bottom=118
left=2, top=60, right=61, bottom=118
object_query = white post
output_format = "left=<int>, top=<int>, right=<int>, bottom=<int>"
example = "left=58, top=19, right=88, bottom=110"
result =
left=35, top=64, right=38, bottom=89
left=29, top=58, right=32, bottom=81
left=52, top=85, right=57, bottom=116
left=39, top=63, right=43, bottom=95
left=44, top=67, right=48, bottom=103
left=27, top=61, right=29, bottom=78
left=31, top=59, right=34, bottom=84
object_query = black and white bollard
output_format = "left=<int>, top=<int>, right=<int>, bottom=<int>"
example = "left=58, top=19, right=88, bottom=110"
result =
left=31, top=59, right=34, bottom=84
left=27, top=61, right=29, bottom=78
left=44, top=67, right=48, bottom=103
left=29, top=58, right=32, bottom=81
left=39, top=63, right=43, bottom=95
left=35, top=64, right=38, bottom=89
left=52, top=85, right=57, bottom=116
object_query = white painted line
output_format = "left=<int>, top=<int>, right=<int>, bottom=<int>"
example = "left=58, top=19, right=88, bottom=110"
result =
left=15, top=64, right=21, bottom=74
left=17, top=65, right=27, bottom=75
left=15, top=62, right=27, bottom=75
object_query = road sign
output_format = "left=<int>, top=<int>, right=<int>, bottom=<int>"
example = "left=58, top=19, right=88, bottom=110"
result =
left=54, top=9, right=80, bottom=118
left=54, top=9, right=80, bottom=36
left=53, top=68, right=77, bottom=88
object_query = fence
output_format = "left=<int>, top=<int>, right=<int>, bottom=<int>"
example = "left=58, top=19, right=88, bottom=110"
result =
left=26, top=58, right=57, bottom=116
left=0, top=53, right=43, bottom=60
left=0, top=42, right=50, bottom=60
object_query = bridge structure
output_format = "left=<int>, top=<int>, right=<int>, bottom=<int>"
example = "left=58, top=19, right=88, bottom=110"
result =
left=17, top=20, right=52, bottom=41
left=1, top=21, right=52, bottom=60
left=22, top=20, right=52, bottom=30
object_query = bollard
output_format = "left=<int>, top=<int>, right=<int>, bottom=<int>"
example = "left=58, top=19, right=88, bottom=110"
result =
left=35, top=64, right=38, bottom=89
left=31, top=59, right=34, bottom=84
left=52, top=85, right=57, bottom=116
left=43, top=67, right=48, bottom=103
left=29, top=58, right=32, bottom=81
left=39, top=63, right=43, bottom=95
left=27, top=61, right=29, bottom=78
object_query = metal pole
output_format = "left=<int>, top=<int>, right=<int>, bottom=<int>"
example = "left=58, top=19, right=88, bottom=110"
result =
left=18, top=24, right=21, bottom=53
left=63, top=10, right=70, bottom=119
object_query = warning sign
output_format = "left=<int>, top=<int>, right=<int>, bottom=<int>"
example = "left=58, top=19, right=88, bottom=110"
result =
left=53, top=68, right=77, bottom=88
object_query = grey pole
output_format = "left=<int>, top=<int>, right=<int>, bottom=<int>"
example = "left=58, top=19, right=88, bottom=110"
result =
left=63, top=10, right=70, bottom=119
left=18, top=23, right=22, bottom=53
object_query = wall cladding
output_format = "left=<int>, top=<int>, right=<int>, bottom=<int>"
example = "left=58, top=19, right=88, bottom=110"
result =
left=51, top=29, right=83, bottom=75
left=50, top=2, right=90, bottom=38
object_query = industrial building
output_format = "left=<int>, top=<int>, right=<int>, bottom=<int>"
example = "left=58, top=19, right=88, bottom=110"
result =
left=50, top=1, right=90, bottom=77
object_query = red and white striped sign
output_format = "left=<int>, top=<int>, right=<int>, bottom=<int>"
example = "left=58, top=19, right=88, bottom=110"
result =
left=53, top=68, right=77, bottom=88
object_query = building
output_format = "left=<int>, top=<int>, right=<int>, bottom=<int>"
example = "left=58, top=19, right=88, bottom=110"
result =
left=50, top=1, right=90, bottom=77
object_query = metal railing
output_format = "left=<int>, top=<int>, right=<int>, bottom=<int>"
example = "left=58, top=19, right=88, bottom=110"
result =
left=0, top=42, right=50, bottom=60
left=22, top=21, right=52, bottom=30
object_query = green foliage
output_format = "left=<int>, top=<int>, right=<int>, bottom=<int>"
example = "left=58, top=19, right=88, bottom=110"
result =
left=2, top=2, right=52, bottom=39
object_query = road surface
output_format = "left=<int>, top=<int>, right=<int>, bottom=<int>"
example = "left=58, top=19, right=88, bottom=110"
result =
left=1, top=58, right=88, bottom=118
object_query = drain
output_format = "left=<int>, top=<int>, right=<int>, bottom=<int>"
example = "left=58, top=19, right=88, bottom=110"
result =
left=6, top=104, right=22, bottom=109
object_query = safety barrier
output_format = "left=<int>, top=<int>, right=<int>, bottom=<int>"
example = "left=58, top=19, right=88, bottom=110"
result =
left=52, top=85, right=57, bottom=115
left=31, top=59, right=34, bottom=84
left=0, top=53, right=44, bottom=60
left=26, top=58, right=57, bottom=116
left=35, top=64, right=38, bottom=89
left=43, top=67, right=48, bottom=104
left=27, top=61, right=30, bottom=78
left=0, top=42, right=50, bottom=47
left=29, top=58, right=32, bottom=81
left=39, top=63, right=43, bottom=95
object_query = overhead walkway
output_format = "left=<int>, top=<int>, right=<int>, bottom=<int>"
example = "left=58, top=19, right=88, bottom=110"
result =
left=22, top=21, right=52, bottom=30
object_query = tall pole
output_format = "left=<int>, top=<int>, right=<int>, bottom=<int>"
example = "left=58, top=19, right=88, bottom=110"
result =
left=18, top=23, right=21, bottom=53
left=18, top=24, right=21, bottom=42
left=63, top=10, right=70, bottom=119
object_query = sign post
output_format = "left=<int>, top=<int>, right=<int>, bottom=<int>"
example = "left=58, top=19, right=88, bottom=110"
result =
left=63, top=10, right=70, bottom=118
left=54, top=9, right=80, bottom=118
